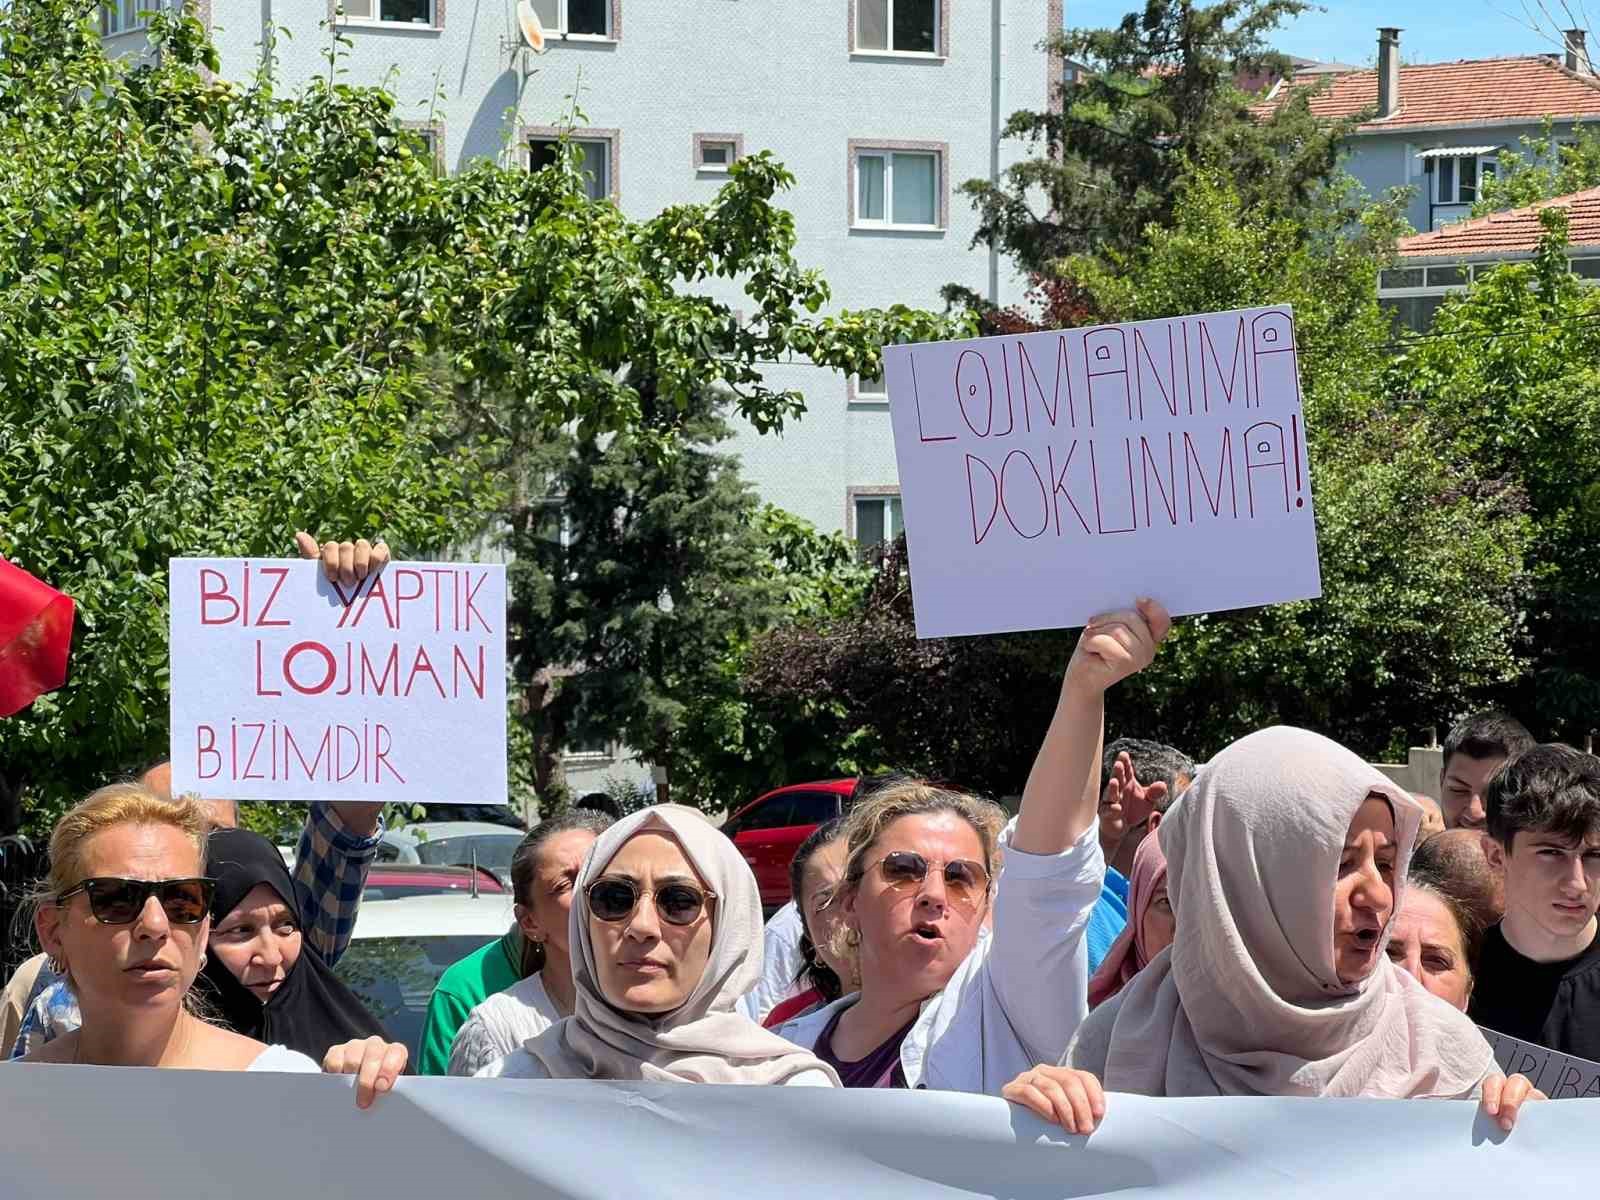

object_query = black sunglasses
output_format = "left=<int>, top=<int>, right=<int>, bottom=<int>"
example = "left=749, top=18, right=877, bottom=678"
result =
left=56, top=877, right=215, bottom=926
left=586, top=877, right=716, bottom=927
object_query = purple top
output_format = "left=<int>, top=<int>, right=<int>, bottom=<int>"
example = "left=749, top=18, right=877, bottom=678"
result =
left=815, top=1008, right=913, bottom=1089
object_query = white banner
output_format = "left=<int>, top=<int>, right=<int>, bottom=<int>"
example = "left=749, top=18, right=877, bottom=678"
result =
left=169, top=558, right=507, bottom=804
left=0, top=1067, right=1592, bottom=1198
left=885, top=305, right=1322, bottom=638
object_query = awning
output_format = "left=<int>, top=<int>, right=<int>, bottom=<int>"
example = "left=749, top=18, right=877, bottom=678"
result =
left=1417, top=145, right=1501, bottom=159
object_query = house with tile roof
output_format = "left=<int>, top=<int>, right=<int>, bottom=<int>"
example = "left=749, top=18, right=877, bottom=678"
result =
left=1258, top=27, right=1600, bottom=236
left=1378, top=185, right=1600, bottom=329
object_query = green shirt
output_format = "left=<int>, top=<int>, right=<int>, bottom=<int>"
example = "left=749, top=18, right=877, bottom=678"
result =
left=418, top=929, right=523, bottom=1076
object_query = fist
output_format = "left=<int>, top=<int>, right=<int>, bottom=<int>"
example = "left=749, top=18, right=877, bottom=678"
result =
left=1064, top=598, right=1170, bottom=697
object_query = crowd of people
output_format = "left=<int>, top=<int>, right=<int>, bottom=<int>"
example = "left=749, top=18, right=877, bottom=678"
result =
left=6, top=535, right=1598, bottom=1151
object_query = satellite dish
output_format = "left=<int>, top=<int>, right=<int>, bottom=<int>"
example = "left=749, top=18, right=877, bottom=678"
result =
left=515, top=0, right=547, bottom=54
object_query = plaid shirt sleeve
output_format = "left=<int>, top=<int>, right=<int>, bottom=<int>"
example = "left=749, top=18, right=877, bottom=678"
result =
left=293, top=804, right=384, bottom=968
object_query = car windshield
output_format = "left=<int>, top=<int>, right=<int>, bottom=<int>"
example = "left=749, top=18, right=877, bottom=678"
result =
left=333, top=934, right=498, bottom=1062
left=414, top=835, right=520, bottom=874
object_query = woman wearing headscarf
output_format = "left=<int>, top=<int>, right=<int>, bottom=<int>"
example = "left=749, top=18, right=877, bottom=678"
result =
left=1086, top=831, right=1169, bottom=1009
left=200, top=826, right=393, bottom=1063
left=1002, top=727, right=1543, bottom=1134
left=476, top=804, right=838, bottom=1085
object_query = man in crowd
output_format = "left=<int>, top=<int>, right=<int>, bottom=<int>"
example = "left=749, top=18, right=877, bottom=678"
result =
left=1439, top=712, right=1535, bottom=831
left=1469, top=744, right=1600, bottom=1059
left=1089, top=738, right=1194, bottom=971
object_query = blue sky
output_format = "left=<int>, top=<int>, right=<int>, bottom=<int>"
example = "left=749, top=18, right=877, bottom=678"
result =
left=1062, top=1, right=1587, bottom=67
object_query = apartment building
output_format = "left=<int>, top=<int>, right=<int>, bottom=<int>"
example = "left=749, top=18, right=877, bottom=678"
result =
left=107, top=0, right=1062, bottom=550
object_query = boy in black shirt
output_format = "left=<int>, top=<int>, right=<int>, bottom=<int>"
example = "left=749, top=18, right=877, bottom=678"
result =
left=1469, top=744, right=1600, bottom=1061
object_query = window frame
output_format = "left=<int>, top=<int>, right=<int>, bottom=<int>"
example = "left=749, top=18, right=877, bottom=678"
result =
left=693, top=132, right=744, bottom=175
left=848, top=370, right=889, bottom=405
left=1431, top=152, right=1498, bottom=206
left=849, top=0, right=947, bottom=59
left=847, top=486, right=904, bottom=555
left=847, top=140, right=947, bottom=232
left=102, top=0, right=158, bottom=36
left=334, top=0, right=442, bottom=30
left=529, top=0, right=619, bottom=41
left=400, top=120, right=447, bottom=175
left=522, top=126, right=621, bottom=202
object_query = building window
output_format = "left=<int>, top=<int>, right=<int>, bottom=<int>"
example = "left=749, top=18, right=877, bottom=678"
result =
left=851, top=144, right=944, bottom=230
left=531, top=0, right=612, bottom=38
left=693, top=133, right=743, bottom=174
left=340, top=0, right=435, bottom=25
left=402, top=122, right=446, bottom=174
left=851, top=372, right=888, bottom=404
left=851, top=492, right=903, bottom=557
left=528, top=134, right=616, bottom=201
left=855, top=0, right=939, bottom=55
left=1432, top=154, right=1497, bottom=206
left=102, top=0, right=159, bottom=34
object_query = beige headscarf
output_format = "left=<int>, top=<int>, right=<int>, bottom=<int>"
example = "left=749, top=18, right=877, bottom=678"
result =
left=1078, top=726, right=1493, bottom=1098
left=518, top=804, right=839, bottom=1085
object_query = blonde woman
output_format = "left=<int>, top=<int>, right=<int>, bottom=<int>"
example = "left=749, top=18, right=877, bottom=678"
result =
left=772, top=600, right=1168, bottom=1092
left=16, top=783, right=402, bottom=1105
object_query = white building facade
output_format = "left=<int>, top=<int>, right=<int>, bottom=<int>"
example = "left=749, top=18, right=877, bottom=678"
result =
left=115, top=0, right=1061, bottom=542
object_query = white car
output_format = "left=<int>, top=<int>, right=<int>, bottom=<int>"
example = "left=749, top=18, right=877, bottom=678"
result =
left=375, top=821, right=526, bottom=885
left=332, top=893, right=514, bottom=1062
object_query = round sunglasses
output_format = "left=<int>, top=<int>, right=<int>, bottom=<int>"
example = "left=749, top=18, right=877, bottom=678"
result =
left=56, top=877, right=215, bottom=925
left=585, top=877, right=715, bottom=926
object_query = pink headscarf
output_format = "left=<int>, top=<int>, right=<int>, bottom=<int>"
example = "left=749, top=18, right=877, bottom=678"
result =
left=1087, top=832, right=1168, bottom=1008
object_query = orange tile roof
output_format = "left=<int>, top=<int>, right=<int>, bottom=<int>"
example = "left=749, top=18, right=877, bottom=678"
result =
left=1255, top=55, right=1600, bottom=131
left=1397, top=186, right=1600, bottom=258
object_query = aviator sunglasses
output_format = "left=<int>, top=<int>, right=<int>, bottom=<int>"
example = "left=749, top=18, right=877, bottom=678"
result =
left=867, top=851, right=991, bottom=911
left=55, top=877, right=215, bottom=925
left=585, top=877, right=716, bottom=926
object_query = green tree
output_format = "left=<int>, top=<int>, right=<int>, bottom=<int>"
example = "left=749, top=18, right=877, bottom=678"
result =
left=743, top=173, right=1535, bottom=771
left=960, top=0, right=1357, bottom=280
left=1473, top=120, right=1600, bottom=216
left=506, top=387, right=795, bottom=813
left=1391, top=210, right=1600, bottom=735
left=0, top=0, right=963, bottom=830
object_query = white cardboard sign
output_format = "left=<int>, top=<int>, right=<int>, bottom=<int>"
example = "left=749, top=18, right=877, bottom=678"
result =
left=885, top=305, right=1322, bottom=638
left=169, top=558, right=507, bottom=804
left=1481, top=1027, right=1600, bottom=1099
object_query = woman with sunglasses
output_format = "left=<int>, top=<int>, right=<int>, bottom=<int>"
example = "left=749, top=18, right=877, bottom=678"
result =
left=771, top=600, right=1168, bottom=1092
left=476, top=804, right=838, bottom=1085
left=19, top=783, right=404, bottom=1104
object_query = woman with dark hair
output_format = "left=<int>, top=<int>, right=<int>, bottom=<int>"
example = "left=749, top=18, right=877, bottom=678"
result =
left=762, top=819, right=855, bottom=1028
left=447, top=809, right=614, bottom=1075
left=201, top=826, right=392, bottom=1061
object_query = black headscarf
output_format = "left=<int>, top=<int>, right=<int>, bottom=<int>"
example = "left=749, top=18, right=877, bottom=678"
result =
left=199, top=827, right=390, bottom=1060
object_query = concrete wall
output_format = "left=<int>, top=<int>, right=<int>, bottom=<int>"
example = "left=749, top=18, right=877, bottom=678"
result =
left=200, top=0, right=1057, bottom=534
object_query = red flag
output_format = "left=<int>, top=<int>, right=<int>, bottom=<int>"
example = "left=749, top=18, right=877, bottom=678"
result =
left=0, top=557, right=75, bottom=717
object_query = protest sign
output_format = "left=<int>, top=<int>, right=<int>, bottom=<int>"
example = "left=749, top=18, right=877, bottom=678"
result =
left=1481, top=1026, right=1600, bottom=1099
left=0, top=1067, right=1591, bottom=1199
left=169, top=558, right=506, bottom=804
left=885, top=305, right=1322, bottom=638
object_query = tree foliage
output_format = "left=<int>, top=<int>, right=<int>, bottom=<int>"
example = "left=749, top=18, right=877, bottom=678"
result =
left=0, top=0, right=962, bottom=830
left=1389, top=211, right=1600, bottom=734
left=960, top=0, right=1357, bottom=278
left=1474, top=119, right=1600, bottom=217
left=742, top=174, right=1535, bottom=773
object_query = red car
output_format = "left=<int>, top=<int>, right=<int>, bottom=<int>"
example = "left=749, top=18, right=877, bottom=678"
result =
left=362, top=864, right=506, bottom=901
left=721, top=780, right=858, bottom=910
